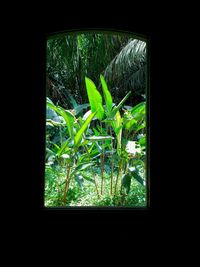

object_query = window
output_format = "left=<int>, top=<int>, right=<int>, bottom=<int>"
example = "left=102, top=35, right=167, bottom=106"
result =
left=45, top=30, right=149, bottom=208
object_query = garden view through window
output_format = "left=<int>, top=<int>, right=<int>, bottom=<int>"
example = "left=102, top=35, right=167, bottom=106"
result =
left=45, top=31, right=148, bottom=207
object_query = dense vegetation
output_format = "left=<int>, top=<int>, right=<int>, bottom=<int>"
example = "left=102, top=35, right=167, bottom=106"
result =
left=45, top=32, right=147, bottom=207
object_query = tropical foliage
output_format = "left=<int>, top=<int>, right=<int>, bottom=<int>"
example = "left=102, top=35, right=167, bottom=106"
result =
left=45, top=32, right=147, bottom=207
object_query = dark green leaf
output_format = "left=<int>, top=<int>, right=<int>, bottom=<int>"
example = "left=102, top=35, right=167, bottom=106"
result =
left=81, top=174, right=95, bottom=184
left=121, top=173, right=132, bottom=194
left=75, top=162, right=94, bottom=171
left=132, top=171, right=145, bottom=186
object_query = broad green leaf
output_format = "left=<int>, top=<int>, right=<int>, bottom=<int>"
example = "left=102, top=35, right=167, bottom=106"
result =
left=57, top=139, right=70, bottom=157
left=47, top=100, right=75, bottom=139
left=121, top=173, right=132, bottom=194
left=74, top=111, right=97, bottom=148
left=139, top=136, right=146, bottom=146
left=110, top=91, right=131, bottom=118
left=128, top=167, right=145, bottom=186
left=58, top=109, right=75, bottom=139
left=75, top=162, right=94, bottom=171
left=46, top=147, right=56, bottom=155
left=135, top=122, right=146, bottom=133
left=74, top=103, right=90, bottom=115
left=132, top=171, right=145, bottom=186
left=81, top=174, right=95, bottom=184
left=82, top=110, right=92, bottom=120
left=46, top=119, right=64, bottom=127
left=124, top=118, right=137, bottom=130
left=130, top=101, right=145, bottom=116
left=93, top=128, right=100, bottom=136
left=85, top=136, right=114, bottom=141
left=100, top=74, right=113, bottom=115
left=71, top=162, right=94, bottom=176
left=85, top=77, right=104, bottom=120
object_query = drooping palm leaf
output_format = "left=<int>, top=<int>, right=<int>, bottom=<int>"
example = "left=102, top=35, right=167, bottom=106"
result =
left=103, top=39, right=146, bottom=102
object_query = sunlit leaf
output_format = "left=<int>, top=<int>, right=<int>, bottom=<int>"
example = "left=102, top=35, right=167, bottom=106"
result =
left=74, top=110, right=97, bottom=148
left=110, top=91, right=131, bottom=118
left=85, top=77, right=104, bottom=120
left=85, top=136, right=114, bottom=141
left=47, top=99, right=75, bottom=138
left=57, top=140, right=70, bottom=157
left=100, top=74, right=113, bottom=115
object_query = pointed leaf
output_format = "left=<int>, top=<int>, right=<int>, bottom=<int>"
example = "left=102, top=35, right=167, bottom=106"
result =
left=130, top=102, right=145, bottom=116
left=100, top=74, right=113, bottom=115
left=85, top=136, right=114, bottom=141
left=71, top=162, right=95, bottom=176
left=81, top=174, right=95, bottom=184
left=124, top=118, right=137, bottom=131
left=85, top=77, right=104, bottom=120
left=132, top=171, right=145, bottom=186
left=110, top=91, right=131, bottom=118
left=129, top=167, right=145, bottom=186
left=47, top=100, right=75, bottom=138
left=121, top=173, right=132, bottom=194
left=57, top=139, right=70, bottom=157
left=74, top=110, right=97, bottom=148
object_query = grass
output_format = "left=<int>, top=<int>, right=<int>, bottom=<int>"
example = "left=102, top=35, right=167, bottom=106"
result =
left=44, top=167, right=147, bottom=207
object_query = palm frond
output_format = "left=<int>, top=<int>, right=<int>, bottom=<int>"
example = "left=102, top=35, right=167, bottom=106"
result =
left=103, top=39, right=146, bottom=100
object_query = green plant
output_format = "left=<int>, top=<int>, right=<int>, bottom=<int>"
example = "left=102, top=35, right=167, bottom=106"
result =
left=45, top=74, right=146, bottom=207
left=84, top=75, right=146, bottom=202
left=46, top=98, right=99, bottom=205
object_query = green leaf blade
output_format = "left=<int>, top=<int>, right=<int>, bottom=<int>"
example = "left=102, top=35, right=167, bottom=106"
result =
left=47, top=99, right=75, bottom=139
left=110, top=91, right=131, bottom=119
left=85, top=77, right=104, bottom=120
left=100, top=75, right=113, bottom=115
left=74, top=110, right=97, bottom=148
left=121, top=173, right=132, bottom=194
left=85, top=135, right=114, bottom=141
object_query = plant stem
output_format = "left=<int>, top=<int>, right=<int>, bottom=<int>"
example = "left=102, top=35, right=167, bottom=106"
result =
left=100, top=147, right=105, bottom=195
left=114, top=159, right=122, bottom=196
left=100, top=122, right=105, bottom=195
left=63, top=165, right=71, bottom=205
left=110, top=125, right=113, bottom=195
left=59, top=126, right=63, bottom=146
left=57, top=175, right=61, bottom=200
left=94, top=176, right=100, bottom=198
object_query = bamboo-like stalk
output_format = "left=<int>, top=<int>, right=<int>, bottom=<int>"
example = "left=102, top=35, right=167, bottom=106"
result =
left=100, top=122, right=105, bottom=195
left=114, top=159, right=122, bottom=196
left=63, top=165, right=71, bottom=205
left=110, top=125, right=114, bottom=195
left=57, top=175, right=61, bottom=201
left=94, top=175, right=100, bottom=198
left=100, top=149, right=105, bottom=195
